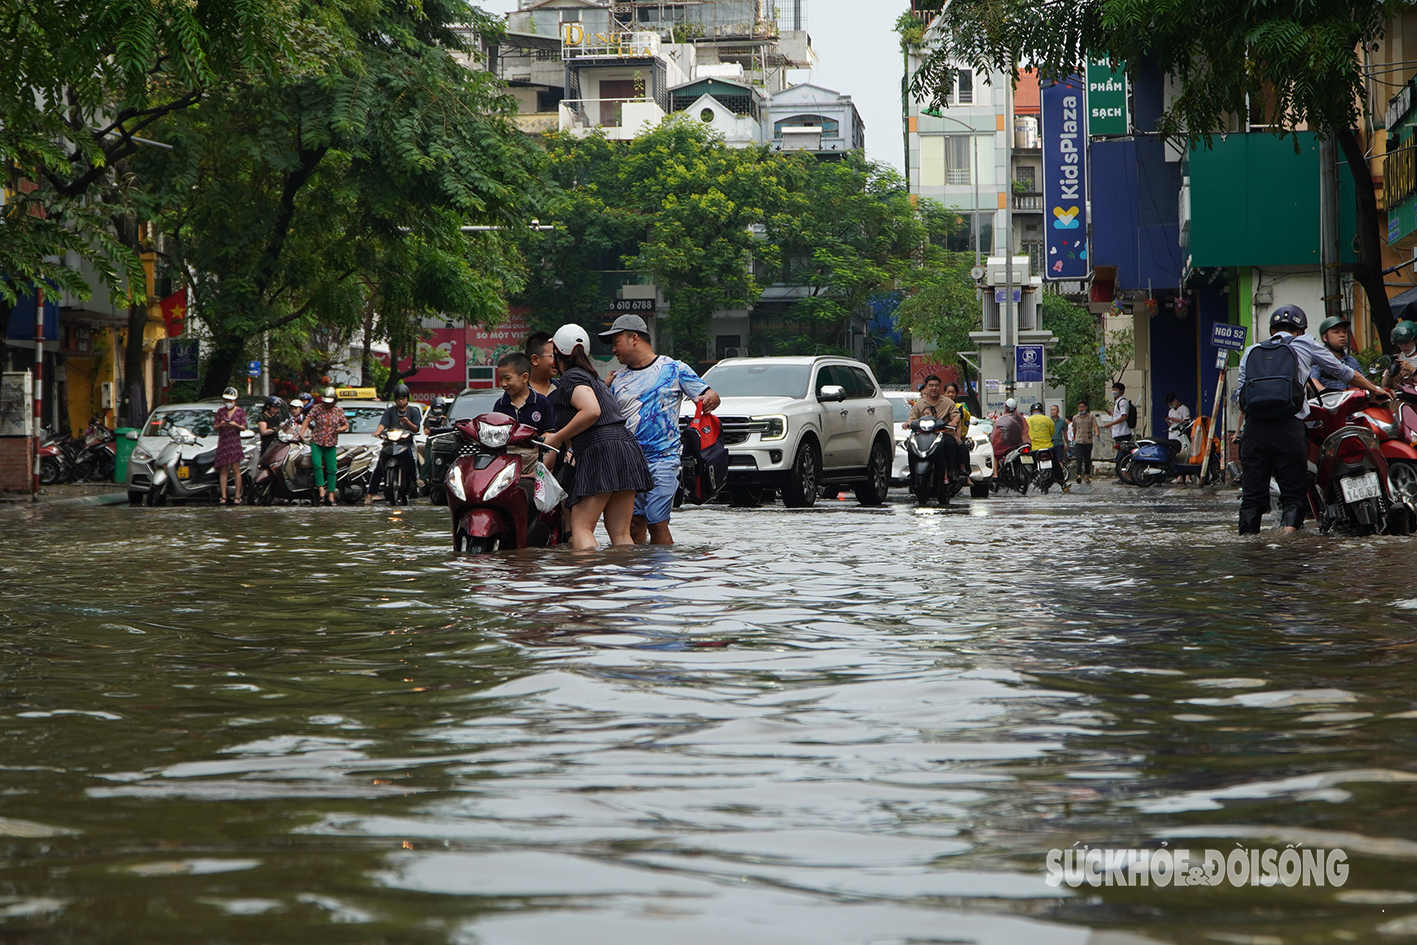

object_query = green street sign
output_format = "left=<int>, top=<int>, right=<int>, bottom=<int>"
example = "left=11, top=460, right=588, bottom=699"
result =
left=1086, top=59, right=1128, bottom=136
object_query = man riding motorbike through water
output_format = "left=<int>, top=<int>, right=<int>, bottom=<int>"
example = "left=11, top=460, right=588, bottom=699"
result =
left=370, top=384, right=423, bottom=501
left=1384, top=320, right=1417, bottom=389
left=990, top=398, right=1028, bottom=465
left=1311, top=315, right=1363, bottom=393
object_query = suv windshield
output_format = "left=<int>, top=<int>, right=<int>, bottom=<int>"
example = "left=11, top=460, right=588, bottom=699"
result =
left=144, top=408, right=216, bottom=438
left=342, top=407, right=386, bottom=434
left=887, top=397, right=914, bottom=423
left=702, top=363, right=811, bottom=399
left=449, top=391, right=505, bottom=423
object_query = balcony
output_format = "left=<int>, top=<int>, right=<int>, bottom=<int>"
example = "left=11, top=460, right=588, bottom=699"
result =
left=1012, top=192, right=1043, bottom=212
left=559, top=98, right=666, bottom=139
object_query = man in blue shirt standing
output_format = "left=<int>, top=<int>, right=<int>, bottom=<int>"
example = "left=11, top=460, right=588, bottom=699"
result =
left=602, top=314, right=720, bottom=545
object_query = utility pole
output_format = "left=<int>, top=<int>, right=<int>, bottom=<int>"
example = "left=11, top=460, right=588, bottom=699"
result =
left=1319, top=135, right=1343, bottom=321
left=31, top=286, right=43, bottom=502
left=1004, top=66, right=1016, bottom=397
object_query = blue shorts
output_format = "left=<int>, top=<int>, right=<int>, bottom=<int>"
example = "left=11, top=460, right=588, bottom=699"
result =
left=634, top=457, right=680, bottom=525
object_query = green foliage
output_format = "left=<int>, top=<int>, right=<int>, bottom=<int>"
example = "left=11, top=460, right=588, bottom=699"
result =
left=1040, top=290, right=1133, bottom=408
left=512, top=125, right=942, bottom=355
left=894, top=251, right=981, bottom=365
left=140, top=0, right=541, bottom=394
left=909, top=0, right=1396, bottom=141
left=894, top=10, right=926, bottom=50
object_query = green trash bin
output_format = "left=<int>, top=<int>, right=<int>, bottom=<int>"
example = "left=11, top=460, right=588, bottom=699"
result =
left=114, top=428, right=139, bottom=484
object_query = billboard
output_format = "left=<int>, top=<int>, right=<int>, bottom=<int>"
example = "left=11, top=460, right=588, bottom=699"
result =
left=1041, top=75, right=1090, bottom=281
left=1086, top=59, right=1128, bottom=136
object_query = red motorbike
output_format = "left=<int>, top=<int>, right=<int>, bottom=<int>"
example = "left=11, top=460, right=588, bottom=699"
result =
left=1304, top=388, right=1410, bottom=535
left=1348, top=376, right=1417, bottom=514
left=445, top=413, right=565, bottom=553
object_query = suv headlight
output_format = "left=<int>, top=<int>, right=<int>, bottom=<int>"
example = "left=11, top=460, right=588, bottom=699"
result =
left=755, top=415, right=787, bottom=440
left=131, top=446, right=153, bottom=463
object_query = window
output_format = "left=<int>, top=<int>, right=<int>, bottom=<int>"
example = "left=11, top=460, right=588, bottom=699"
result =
left=774, top=115, right=840, bottom=138
left=847, top=366, right=877, bottom=399
left=945, top=135, right=972, bottom=185
left=715, top=335, right=742, bottom=359
left=1023, top=241, right=1045, bottom=276
left=815, top=364, right=853, bottom=397
left=1015, top=165, right=1036, bottom=190
left=954, top=68, right=974, bottom=105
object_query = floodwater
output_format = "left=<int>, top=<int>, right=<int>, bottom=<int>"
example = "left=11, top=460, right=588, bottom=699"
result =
left=3, top=488, right=1417, bottom=944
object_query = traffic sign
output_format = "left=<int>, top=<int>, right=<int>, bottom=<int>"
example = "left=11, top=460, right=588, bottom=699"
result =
left=1016, top=344, right=1045, bottom=383
left=247, top=359, right=262, bottom=378
left=1210, top=323, right=1247, bottom=351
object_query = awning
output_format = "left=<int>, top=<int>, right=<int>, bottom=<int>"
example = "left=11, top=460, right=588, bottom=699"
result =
left=1391, top=285, right=1417, bottom=324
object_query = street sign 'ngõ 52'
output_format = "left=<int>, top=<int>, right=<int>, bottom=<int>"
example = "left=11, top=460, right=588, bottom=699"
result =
left=1210, top=323, right=1248, bottom=350
left=1041, top=76, right=1089, bottom=281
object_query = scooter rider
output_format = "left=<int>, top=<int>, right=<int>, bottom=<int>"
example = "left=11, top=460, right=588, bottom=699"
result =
left=1383, top=320, right=1417, bottom=388
left=905, top=375, right=967, bottom=476
left=370, top=384, right=423, bottom=497
left=1026, top=402, right=1062, bottom=486
left=990, top=398, right=1028, bottom=464
left=1311, top=316, right=1362, bottom=392
left=1236, top=304, right=1390, bottom=535
left=423, top=396, right=451, bottom=433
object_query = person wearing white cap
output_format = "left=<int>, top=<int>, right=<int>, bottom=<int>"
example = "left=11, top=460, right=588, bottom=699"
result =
left=213, top=387, right=247, bottom=505
left=540, top=324, right=653, bottom=549
left=601, top=314, right=719, bottom=545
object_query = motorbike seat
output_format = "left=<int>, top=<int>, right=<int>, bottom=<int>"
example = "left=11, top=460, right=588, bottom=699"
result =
left=296, top=455, right=313, bottom=469
left=1166, top=439, right=1184, bottom=453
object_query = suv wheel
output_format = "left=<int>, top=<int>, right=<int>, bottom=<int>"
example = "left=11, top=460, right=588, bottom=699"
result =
left=728, top=485, right=765, bottom=508
left=854, top=437, right=890, bottom=506
left=781, top=441, right=820, bottom=508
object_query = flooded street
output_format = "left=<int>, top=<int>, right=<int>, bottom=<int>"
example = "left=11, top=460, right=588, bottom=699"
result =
left=4, top=488, right=1417, bottom=944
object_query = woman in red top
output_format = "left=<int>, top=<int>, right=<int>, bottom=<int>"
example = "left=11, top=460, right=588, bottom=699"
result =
left=299, top=386, right=348, bottom=506
left=214, top=387, right=248, bottom=506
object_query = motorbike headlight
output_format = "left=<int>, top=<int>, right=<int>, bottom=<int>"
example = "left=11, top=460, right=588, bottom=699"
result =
left=754, top=415, right=787, bottom=440
left=477, top=421, right=512, bottom=449
left=447, top=464, right=467, bottom=502
left=486, top=463, right=519, bottom=501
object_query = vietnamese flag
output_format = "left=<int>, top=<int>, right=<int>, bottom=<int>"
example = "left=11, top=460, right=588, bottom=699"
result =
left=159, top=288, right=187, bottom=337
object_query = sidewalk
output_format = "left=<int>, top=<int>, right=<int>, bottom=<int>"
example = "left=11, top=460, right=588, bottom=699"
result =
left=0, top=482, right=130, bottom=507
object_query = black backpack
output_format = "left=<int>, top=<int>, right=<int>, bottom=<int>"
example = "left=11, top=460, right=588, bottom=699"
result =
left=1239, top=335, right=1303, bottom=420
left=1124, top=398, right=1137, bottom=429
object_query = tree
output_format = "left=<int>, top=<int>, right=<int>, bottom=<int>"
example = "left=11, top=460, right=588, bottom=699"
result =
left=1040, top=293, right=1131, bottom=409
left=909, top=0, right=1407, bottom=348
left=139, top=0, right=541, bottom=396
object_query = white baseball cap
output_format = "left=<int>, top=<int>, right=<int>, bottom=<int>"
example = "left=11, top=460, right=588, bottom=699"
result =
left=553, top=324, right=590, bottom=356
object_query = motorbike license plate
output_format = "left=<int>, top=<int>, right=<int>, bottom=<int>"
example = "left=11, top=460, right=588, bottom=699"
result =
left=1038, top=460, right=1053, bottom=471
left=1340, top=472, right=1381, bottom=503
left=177, top=466, right=190, bottom=480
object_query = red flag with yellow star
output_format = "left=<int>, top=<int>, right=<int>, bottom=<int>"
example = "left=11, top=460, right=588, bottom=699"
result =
left=159, top=288, right=186, bottom=337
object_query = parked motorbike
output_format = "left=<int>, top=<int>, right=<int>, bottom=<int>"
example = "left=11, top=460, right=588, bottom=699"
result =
left=1356, top=356, right=1417, bottom=514
left=1304, top=388, right=1410, bottom=535
left=446, top=413, right=564, bottom=553
left=250, top=430, right=373, bottom=505
left=992, top=442, right=1034, bottom=495
left=71, top=419, right=116, bottom=482
left=906, top=415, right=963, bottom=505
left=376, top=428, right=417, bottom=506
left=142, top=426, right=257, bottom=505
left=37, top=429, right=79, bottom=485
left=1124, top=416, right=1224, bottom=487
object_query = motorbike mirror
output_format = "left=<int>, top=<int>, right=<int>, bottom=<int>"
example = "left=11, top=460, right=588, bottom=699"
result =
left=818, top=385, right=847, bottom=403
left=125, top=430, right=138, bottom=441
left=1375, top=354, right=1394, bottom=370
left=239, top=430, right=255, bottom=439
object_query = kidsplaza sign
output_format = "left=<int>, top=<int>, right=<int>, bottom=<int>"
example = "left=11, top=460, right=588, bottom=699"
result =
left=1041, top=76, right=1089, bottom=281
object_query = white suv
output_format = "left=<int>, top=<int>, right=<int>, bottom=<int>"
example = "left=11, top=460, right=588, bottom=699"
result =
left=696, top=356, right=895, bottom=508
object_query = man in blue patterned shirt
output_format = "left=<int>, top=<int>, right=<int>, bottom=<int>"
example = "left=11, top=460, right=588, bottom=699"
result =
left=602, top=315, right=720, bottom=545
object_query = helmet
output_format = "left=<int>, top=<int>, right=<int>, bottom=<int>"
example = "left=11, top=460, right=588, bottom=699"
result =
left=1393, top=320, right=1417, bottom=346
left=288, top=398, right=303, bottom=409
left=298, top=392, right=314, bottom=405
left=321, top=386, right=337, bottom=404
left=433, top=396, right=450, bottom=409
left=221, top=386, right=239, bottom=402
left=1004, top=398, right=1018, bottom=412
left=1270, top=304, right=1308, bottom=333
left=553, top=324, right=590, bottom=356
left=1030, top=401, right=1044, bottom=414
left=393, top=383, right=410, bottom=399
left=264, top=395, right=283, bottom=409
left=1319, top=315, right=1351, bottom=336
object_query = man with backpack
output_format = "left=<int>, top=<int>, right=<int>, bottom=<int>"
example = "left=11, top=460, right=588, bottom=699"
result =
left=1236, top=304, right=1389, bottom=535
left=1102, top=382, right=1136, bottom=453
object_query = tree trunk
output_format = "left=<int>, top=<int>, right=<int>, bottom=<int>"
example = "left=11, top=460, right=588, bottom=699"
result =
left=1334, top=126, right=1395, bottom=351
left=121, top=300, right=148, bottom=426
left=201, top=335, right=245, bottom=398
left=359, top=297, right=375, bottom=387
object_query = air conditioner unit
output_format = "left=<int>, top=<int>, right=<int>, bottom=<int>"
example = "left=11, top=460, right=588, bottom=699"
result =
left=721, top=347, right=746, bottom=359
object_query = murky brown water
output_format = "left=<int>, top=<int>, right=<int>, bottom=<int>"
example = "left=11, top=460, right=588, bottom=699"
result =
left=3, top=489, right=1417, bottom=944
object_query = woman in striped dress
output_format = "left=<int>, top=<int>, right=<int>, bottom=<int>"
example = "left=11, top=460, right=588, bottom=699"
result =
left=540, top=325, right=652, bottom=550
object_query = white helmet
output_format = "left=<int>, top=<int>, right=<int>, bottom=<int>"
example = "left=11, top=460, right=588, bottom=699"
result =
left=1004, top=398, right=1018, bottom=412
left=553, top=324, right=590, bottom=356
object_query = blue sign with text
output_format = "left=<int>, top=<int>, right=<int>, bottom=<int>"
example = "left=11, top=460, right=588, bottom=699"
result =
left=1016, top=345, right=1045, bottom=383
left=169, top=339, right=200, bottom=382
left=1210, top=323, right=1248, bottom=351
left=1041, top=76, right=1089, bottom=281
left=247, top=360, right=262, bottom=378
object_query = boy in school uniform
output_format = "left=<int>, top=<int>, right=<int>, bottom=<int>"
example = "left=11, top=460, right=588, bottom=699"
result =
left=493, top=352, right=556, bottom=476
